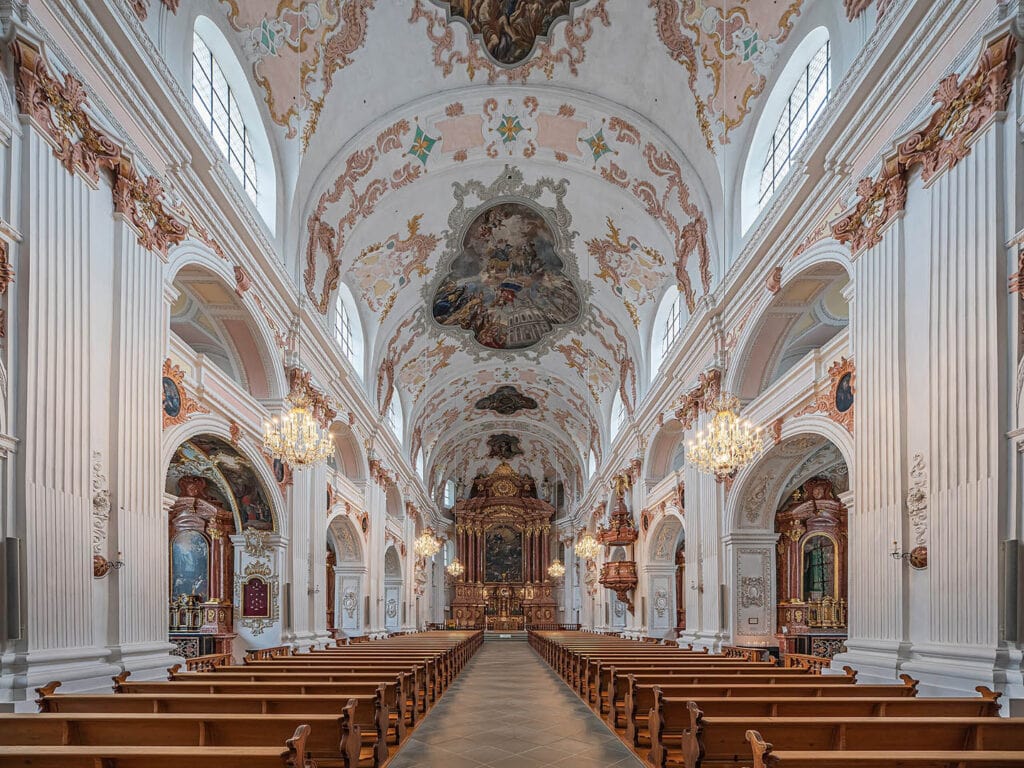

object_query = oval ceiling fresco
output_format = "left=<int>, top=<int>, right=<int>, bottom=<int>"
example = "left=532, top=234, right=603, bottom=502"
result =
left=430, top=201, right=582, bottom=350
left=437, top=0, right=579, bottom=66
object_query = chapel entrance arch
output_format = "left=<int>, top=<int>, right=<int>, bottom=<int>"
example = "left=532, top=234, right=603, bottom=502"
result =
left=164, top=434, right=278, bottom=658
left=726, top=431, right=850, bottom=658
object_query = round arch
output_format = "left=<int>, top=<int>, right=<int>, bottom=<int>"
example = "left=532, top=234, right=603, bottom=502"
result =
left=331, top=422, right=368, bottom=482
left=647, top=514, right=685, bottom=564
left=327, top=515, right=364, bottom=565
left=645, top=420, right=685, bottom=485
left=726, top=247, right=852, bottom=401
left=161, top=416, right=288, bottom=533
left=723, top=417, right=853, bottom=536
left=165, top=240, right=288, bottom=400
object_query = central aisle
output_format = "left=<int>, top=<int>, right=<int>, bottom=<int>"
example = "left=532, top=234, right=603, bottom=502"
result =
left=387, top=637, right=646, bottom=768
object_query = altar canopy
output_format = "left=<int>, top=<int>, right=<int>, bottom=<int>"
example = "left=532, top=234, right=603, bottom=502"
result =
left=450, top=462, right=558, bottom=629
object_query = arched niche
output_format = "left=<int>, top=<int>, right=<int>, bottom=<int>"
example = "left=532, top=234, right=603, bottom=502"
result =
left=645, top=420, right=685, bottom=485
left=165, top=435, right=278, bottom=533
left=383, top=545, right=404, bottom=633
left=168, top=262, right=281, bottom=400
left=328, top=515, right=366, bottom=638
left=724, top=430, right=850, bottom=653
left=331, top=422, right=367, bottom=482
left=164, top=433, right=280, bottom=656
left=385, top=483, right=403, bottom=519
left=646, top=515, right=686, bottom=638
left=729, top=259, right=850, bottom=402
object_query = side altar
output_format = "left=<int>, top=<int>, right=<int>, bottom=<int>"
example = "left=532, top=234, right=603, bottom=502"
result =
left=449, top=462, right=558, bottom=629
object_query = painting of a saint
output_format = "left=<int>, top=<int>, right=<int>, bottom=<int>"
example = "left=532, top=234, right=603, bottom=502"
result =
left=835, top=372, right=854, bottom=413
left=485, top=525, right=523, bottom=582
left=440, top=0, right=576, bottom=66
left=162, top=376, right=181, bottom=418
left=432, top=202, right=581, bottom=349
left=171, top=530, right=209, bottom=600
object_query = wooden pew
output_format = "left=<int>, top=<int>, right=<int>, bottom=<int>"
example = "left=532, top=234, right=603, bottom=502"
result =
left=588, top=658, right=783, bottom=705
left=745, top=729, right=1024, bottom=768
left=597, top=663, right=830, bottom=716
left=167, top=666, right=411, bottom=736
left=241, top=659, right=435, bottom=712
left=646, top=689, right=1006, bottom=768
left=36, top=682, right=390, bottom=767
left=683, top=712, right=1024, bottom=768
left=0, top=723, right=309, bottom=768
left=617, top=674, right=919, bottom=742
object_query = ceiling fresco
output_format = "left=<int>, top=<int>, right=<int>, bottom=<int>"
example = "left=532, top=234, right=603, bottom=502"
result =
left=474, top=385, right=538, bottom=415
left=433, top=0, right=580, bottom=67
left=430, top=201, right=582, bottom=350
left=179, top=0, right=824, bottom=500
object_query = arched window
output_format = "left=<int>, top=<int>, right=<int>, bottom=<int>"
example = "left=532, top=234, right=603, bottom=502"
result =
left=190, top=17, right=277, bottom=232
left=610, top=391, right=626, bottom=440
left=443, top=479, right=457, bottom=508
left=587, top=451, right=597, bottom=480
left=651, top=289, right=685, bottom=378
left=192, top=32, right=257, bottom=199
left=386, top=387, right=404, bottom=445
left=332, top=284, right=364, bottom=379
left=742, top=29, right=831, bottom=232
left=415, top=449, right=426, bottom=481
left=758, top=39, right=830, bottom=208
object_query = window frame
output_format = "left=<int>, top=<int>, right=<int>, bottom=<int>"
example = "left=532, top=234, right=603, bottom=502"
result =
left=191, top=31, right=259, bottom=201
left=757, top=40, right=831, bottom=209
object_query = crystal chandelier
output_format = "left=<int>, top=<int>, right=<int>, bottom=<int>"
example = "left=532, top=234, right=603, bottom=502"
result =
left=547, top=559, right=566, bottom=580
left=687, top=393, right=764, bottom=479
left=574, top=532, right=601, bottom=561
left=414, top=528, right=442, bottom=558
left=446, top=558, right=465, bottom=578
left=262, top=394, right=333, bottom=467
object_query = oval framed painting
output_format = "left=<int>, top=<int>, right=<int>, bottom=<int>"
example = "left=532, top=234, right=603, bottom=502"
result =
left=162, top=376, right=182, bottom=418
left=834, top=372, right=854, bottom=413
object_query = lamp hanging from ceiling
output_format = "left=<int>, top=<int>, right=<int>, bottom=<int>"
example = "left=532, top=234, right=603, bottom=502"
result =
left=446, top=557, right=465, bottom=578
left=547, top=558, right=566, bottom=580
left=262, top=391, right=334, bottom=468
left=414, top=528, right=442, bottom=559
left=574, top=532, right=601, bottom=561
left=687, top=393, right=764, bottom=479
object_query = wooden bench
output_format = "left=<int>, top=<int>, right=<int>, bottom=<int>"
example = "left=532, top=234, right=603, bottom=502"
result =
left=745, top=729, right=1024, bottom=768
left=0, top=723, right=308, bottom=768
left=617, top=675, right=919, bottom=743
left=683, top=714, right=1024, bottom=768
left=168, top=666, right=412, bottom=734
left=646, top=689, right=1006, bottom=768
left=598, top=664, right=834, bottom=717
left=36, top=683, right=389, bottom=767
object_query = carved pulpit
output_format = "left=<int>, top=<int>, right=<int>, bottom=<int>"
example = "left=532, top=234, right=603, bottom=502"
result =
left=449, top=462, right=558, bottom=629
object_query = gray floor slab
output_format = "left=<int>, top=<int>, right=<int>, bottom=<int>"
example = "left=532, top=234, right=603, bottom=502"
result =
left=387, top=639, right=646, bottom=768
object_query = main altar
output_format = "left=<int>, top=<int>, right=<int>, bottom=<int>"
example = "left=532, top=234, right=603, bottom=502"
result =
left=449, top=462, right=558, bottom=629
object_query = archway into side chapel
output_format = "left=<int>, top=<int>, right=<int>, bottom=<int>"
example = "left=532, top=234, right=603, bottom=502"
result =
left=163, top=433, right=280, bottom=658
left=725, top=429, right=851, bottom=658
left=328, top=514, right=366, bottom=638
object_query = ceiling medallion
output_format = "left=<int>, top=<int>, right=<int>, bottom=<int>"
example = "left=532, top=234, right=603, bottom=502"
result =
left=474, top=385, right=538, bottom=415
left=425, top=165, right=587, bottom=359
left=431, top=1, right=583, bottom=67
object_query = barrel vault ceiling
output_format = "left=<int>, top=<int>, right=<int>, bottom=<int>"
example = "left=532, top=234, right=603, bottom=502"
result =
left=200, top=0, right=810, bottom=496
